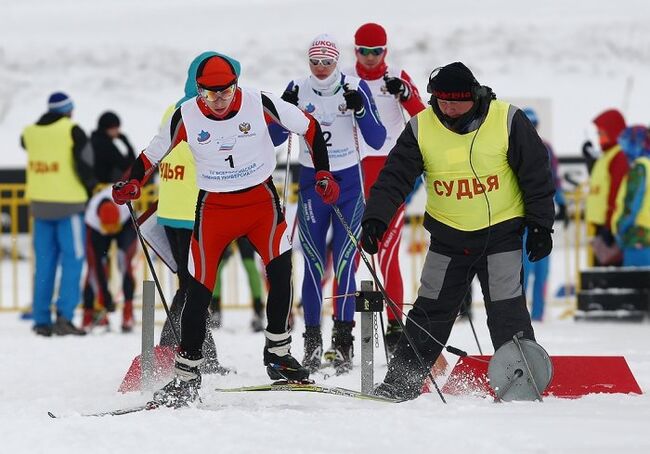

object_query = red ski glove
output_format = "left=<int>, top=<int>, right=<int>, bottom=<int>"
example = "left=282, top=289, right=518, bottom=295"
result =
left=112, top=179, right=141, bottom=205
left=315, top=170, right=340, bottom=205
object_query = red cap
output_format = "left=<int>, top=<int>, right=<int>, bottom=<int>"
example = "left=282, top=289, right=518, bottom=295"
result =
left=196, top=56, right=238, bottom=89
left=354, top=23, right=387, bottom=47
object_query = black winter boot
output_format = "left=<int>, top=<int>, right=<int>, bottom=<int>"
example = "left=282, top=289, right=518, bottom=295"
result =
left=331, top=320, right=354, bottom=375
left=263, top=331, right=310, bottom=382
left=302, top=326, right=323, bottom=373
left=373, top=347, right=429, bottom=401
left=152, top=352, right=203, bottom=408
left=53, top=317, right=86, bottom=336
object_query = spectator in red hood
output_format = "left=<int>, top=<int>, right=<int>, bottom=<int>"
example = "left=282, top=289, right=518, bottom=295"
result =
left=584, top=108, right=629, bottom=265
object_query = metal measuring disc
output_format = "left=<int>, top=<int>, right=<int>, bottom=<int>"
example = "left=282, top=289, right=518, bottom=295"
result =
left=488, top=335, right=553, bottom=402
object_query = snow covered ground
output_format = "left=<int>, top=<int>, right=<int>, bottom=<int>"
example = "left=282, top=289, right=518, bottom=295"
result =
left=1, top=304, right=649, bottom=454
left=2, top=1, right=650, bottom=453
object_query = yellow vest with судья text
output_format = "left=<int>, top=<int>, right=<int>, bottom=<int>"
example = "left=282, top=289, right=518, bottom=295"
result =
left=611, top=156, right=650, bottom=234
left=22, top=117, right=87, bottom=203
left=585, top=145, right=621, bottom=225
left=417, top=100, right=524, bottom=231
left=157, top=104, right=199, bottom=223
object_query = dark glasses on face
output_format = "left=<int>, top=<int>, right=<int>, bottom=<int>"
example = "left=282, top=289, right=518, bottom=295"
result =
left=356, top=46, right=385, bottom=56
left=197, top=84, right=237, bottom=102
left=309, top=58, right=336, bottom=67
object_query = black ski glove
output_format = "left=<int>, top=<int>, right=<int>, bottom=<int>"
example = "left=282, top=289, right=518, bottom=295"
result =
left=281, top=85, right=299, bottom=106
left=384, top=76, right=407, bottom=98
left=582, top=140, right=597, bottom=174
left=526, top=223, right=553, bottom=262
left=598, top=228, right=616, bottom=246
left=360, top=219, right=387, bottom=255
left=343, top=85, right=364, bottom=114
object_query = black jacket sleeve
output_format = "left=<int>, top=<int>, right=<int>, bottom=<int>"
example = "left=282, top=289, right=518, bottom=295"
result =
left=71, top=125, right=98, bottom=195
left=363, top=121, right=424, bottom=227
left=507, top=109, right=556, bottom=230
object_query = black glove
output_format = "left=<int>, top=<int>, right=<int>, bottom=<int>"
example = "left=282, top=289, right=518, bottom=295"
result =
left=526, top=223, right=553, bottom=262
left=384, top=76, right=407, bottom=98
left=581, top=140, right=597, bottom=174
left=281, top=85, right=299, bottom=106
left=555, top=203, right=569, bottom=228
left=343, top=84, right=364, bottom=113
left=360, top=219, right=387, bottom=255
left=598, top=227, right=616, bottom=246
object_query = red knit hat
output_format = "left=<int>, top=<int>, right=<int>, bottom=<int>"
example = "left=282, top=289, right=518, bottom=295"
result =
left=196, top=56, right=238, bottom=90
left=354, top=23, right=387, bottom=47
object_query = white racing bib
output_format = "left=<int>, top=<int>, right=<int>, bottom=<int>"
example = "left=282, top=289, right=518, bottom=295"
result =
left=181, top=88, right=277, bottom=192
left=294, top=76, right=362, bottom=172
left=345, top=66, right=407, bottom=157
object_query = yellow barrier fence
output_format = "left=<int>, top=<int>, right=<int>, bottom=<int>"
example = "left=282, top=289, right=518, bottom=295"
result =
left=1, top=182, right=590, bottom=318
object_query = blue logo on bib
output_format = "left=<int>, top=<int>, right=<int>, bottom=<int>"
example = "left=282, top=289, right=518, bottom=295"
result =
left=197, top=130, right=210, bottom=143
left=305, top=103, right=316, bottom=113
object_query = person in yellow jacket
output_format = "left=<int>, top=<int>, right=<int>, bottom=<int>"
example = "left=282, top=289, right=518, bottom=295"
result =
left=584, top=109, right=628, bottom=265
left=21, top=92, right=97, bottom=336
left=361, top=62, right=556, bottom=400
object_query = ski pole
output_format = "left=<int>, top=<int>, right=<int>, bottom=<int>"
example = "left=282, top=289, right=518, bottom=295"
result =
left=126, top=201, right=180, bottom=345
left=346, top=92, right=392, bottom=364
left=461, top=291, right=483, bottom=355
left=329, top=202, right=447, bottom=403
left=282, top=133, right=293, bottom=216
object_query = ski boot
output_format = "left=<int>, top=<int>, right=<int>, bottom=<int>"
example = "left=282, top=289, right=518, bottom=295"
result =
left=121, top=300, right=134, bottom=333
left=302, top=326, right=322, bottom=373
left=251, top=299, right=265, bottom=332
left=384, top=319, right=403, bottom=358
left=83, top=308, right=109, bottom=332
left=152, top=352, right=203, bottom=408
left=331, top=320, right=354, bottom=375
left=251, top=312, right=264, bottom=333
left=82, top=308, right=94, bottom=331
left=263, top=331, right=310, bottom=382
left=104, top=296, right=116, bottom=313
left=208, top=297, right=222, bottom=329
left=53, top=316, right=86, bottom=336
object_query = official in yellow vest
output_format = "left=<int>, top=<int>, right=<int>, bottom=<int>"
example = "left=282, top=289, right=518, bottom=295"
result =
left=21, top=92, right=97, bottom=337
left=361, top=62, right=556, bottom=400
left=584, top=108, right=628, bottom=266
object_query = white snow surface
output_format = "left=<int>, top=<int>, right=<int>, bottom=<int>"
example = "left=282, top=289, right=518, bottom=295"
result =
left=2, top=1, right=650, bottom=453
left=1, top=307, right=649, bottom=454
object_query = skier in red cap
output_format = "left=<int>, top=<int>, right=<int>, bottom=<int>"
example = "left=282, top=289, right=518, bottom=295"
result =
left=112, top=54, right=336, bottom=407
left=344, top=23, right=426, bottom=354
